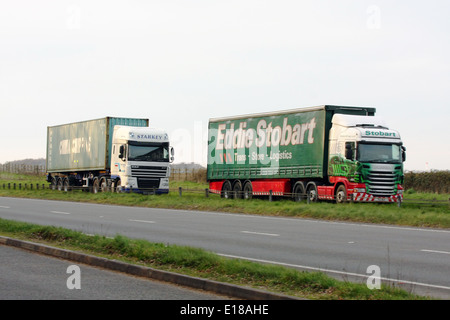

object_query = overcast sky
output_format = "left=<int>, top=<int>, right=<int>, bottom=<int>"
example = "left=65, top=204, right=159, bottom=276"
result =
left=1, top=0, right=449, bottom=171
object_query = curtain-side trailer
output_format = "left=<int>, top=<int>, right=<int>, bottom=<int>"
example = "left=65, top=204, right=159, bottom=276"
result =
left=207, top=105, right=405, bottom=203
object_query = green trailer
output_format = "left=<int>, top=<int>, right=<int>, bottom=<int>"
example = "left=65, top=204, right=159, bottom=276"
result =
left=47, top=117, right=149, bottom=173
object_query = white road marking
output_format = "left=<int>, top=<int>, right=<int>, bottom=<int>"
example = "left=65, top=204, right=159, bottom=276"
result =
left=129, top=219, right=156, bottom=224
left=0, top=206, right=10, bottom=208
left=217, top=253, right=450, bottom=292
left=241, top=230, right=280, bottom=237
left=50, top=211, right=70, bottom=215
left=421, top=249, right=450, bottom=256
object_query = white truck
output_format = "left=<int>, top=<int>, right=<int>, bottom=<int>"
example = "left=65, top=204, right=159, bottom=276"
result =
left=46, top=117, right=174, bottom=194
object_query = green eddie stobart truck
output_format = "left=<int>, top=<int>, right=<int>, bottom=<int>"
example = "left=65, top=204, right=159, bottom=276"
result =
left=207, top=105, right=406, bottom=203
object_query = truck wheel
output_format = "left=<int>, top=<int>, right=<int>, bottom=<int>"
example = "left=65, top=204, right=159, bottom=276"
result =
left=306, top=182, right=318, bottom=203
left=293, top=182, right=305, bottom=202
left=100, top=177, right=108, bottom=192
left=335, top=185, right=348, bottom=204
left=243, top=181, right=253, bottom=200
left=221, top=180, right=232, bottom=199
left=51, top=177, right=57, bottom=190
left=57, top=178, right=63, bottom=191
left=115, top=179, right=123, bottom=193
left=63, top=178, right=70, bottom=192
left=233, top=181, right=243, bottom=199
left=92, top=178, right=99, bottom=194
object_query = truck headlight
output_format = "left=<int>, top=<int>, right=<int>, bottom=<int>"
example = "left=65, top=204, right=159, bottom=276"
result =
left=354, top=188, right=366, bottom=193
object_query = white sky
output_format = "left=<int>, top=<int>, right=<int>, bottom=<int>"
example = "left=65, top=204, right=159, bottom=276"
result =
left=1, top=0, right=449, bottom=171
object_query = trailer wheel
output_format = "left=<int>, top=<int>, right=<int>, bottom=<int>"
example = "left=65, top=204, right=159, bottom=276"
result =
left=221, top=180, right=232, bottom=199
left=63, top=178, right=70, bottom=192
left=233, top=181, right=243, bottom=199
left=51, top=177, right=57, bottom=190
left=306, top=182, right=318, bottom=203
left=293, top=182, right=306, bottom=202
left=57, top=178, right=64, bottom=191
left=335, top=185, right=348, bottom=204
left=243, top=181, right=253, bottom=200
left=92, top=178, right=99, bottom=194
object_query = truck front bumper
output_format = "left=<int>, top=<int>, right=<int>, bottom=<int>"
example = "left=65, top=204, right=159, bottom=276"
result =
left=352, top=192, right=403, bottom=203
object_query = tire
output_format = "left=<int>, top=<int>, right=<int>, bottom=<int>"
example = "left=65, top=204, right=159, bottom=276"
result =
left=221, top=180, right=232, bottom=199
left=92, top=178, right=99, bottom=194
left=306, top=182, right=318, bottom=203
left=115, top=179, right=123, bottom=193
left=233, top=181, right=243, bottom=199
left=51, top=177, right=57, bottom=190
left=293, top=182, right=306, bottom=202
left=243, top=181, right=253, bottom=200
left=63, top=178, right=70, bottom=192
left=100, top=177, right=108, bottom=192
left=335, top=185, right=348, bottom=204
left=57, top=178, right=63, bottom=191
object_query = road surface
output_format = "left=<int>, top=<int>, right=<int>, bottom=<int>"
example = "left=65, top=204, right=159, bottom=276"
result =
left=1, top=197, right=449, bottom=299
left=0, top=244, right=226, bottom=300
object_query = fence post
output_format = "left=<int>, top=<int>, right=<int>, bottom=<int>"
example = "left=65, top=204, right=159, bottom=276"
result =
left=179, top=187, right=182, bottom=197
left=205, top=188, right=209, bottom=198
left=269, top=190, right=273, bottom=202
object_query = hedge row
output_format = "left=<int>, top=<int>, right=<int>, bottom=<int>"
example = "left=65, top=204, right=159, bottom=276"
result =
left=404, top=170, right=450, bottom=194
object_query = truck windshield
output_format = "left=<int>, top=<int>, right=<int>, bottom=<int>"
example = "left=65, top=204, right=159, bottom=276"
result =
left=357, top=143, right=402, bottom=164
left=128, top=142, right=169, bottom=162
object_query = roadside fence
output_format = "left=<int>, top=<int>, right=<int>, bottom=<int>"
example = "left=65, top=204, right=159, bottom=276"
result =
left=0, top=163, right=46, bottom=175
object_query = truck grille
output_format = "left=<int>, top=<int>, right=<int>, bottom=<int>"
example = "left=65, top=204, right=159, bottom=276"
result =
left=131, top=166, right=168, bottom=190
left=366, top=170, right=396, bottom=197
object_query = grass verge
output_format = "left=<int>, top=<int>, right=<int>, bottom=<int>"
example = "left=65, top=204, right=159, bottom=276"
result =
left=1, top=176, right=449, bottom=229
left=0, top=218, right=425, bottom=300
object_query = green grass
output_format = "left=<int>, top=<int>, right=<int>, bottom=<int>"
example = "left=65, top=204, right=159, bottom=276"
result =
left=1, top=173, right=449, bottom=229
left=0, top=218, right=425, bottom=300
left=0, top=173, right=446, bottom=299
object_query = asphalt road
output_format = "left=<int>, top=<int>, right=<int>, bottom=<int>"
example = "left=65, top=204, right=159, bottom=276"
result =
left=1, top=196, right=449, bottom=299
left=0, top=244, right=224, bottom=300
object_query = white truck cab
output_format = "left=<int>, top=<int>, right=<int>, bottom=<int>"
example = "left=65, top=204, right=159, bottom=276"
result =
left=111, top=125, right=174, bottom=194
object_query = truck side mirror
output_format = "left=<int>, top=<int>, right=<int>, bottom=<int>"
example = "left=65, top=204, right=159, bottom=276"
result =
left=170, top=147, right=174, bottom=163
left=401, top=146, right=406, bottom=162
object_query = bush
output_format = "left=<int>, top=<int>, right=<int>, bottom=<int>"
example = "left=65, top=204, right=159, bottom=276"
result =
left=404, top=170, right=450, bottom=194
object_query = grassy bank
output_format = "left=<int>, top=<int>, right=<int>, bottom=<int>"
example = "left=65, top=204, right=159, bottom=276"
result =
left=0, top=218, right=425, bottom=300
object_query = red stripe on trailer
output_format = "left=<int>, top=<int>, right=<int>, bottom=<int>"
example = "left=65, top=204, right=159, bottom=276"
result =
left=251, top=179, right=291, bottom=195
left=209, top=181, right=224, bottom=194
